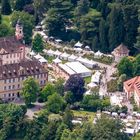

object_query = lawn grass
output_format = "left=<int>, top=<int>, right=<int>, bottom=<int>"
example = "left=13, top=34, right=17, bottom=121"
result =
left=72, top=110, right=96, bottom=122
left=132, top=133, right=140, bottom=140
left=84, top=76, right=91, bottom=84
left=2, top=15, right=12, bottom=27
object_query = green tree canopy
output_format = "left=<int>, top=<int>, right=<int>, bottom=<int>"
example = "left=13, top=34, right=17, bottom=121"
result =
left=133, top=54, right=140, bottom=76
left=47, top=93, right=66, bottom=113
left=11, top=11, right=35, bottom=44
left=21, top=77, right=39, bottom=106
left=0, top=23, right=10, bottom=37
left=118, top=57, right=133, bottom=77
left=41, top=83, right=56, bottom=101
left=32, top=33, right=44, bottom=53
left=92, top=115, right=129, bottom=140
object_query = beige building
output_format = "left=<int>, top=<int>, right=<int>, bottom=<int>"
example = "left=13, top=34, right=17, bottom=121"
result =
left=0, top=60, right=48, bottom=101
left=54, top=62, right=92, bottom=80
left=0, top=20, right=25, bottom=66
left=112, top=43, right=129, bottom=62
left=124, top=76, right=140, bottom=107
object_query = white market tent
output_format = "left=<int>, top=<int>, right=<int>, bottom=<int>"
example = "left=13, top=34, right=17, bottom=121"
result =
left=60, top=52, right=70, bottom=60
left=68, top=54, right=78, bottom=62
left=74, top=48, right=83, bottom=53
left=74, top=41, right=83, bottom=48
left=35, top=26, right=42, bottom=31
left=85, top=90, right=92, bottom=95
left=89, top=51, right=94, bottom=54
left=58, top=63, right=76, bottom=75
left=47, top=49, right=55, bottom=56
left=76, top=56, right=85, bottom=63
left=65, top=61, right=92, bottom=77
left=43, top=49, right=48, bottom=53
left=55, top=39, right=63, bottom=44
left=124, top=128, right=135, bottom=136
left=38, top=31, right=46, bottom=37
left=29, top=51, right=36, bottom=56
left=43, top=35, right=48, bottom=40
left=39, top=57, right=48, bottom=63
left=94, top=50, right=103, bottom=59
left=78, top=58, right=97, bottom=69
left=85, top=46, right=90, bottom=49
left=72, top=120, right=82, bottom=124
left=53, top=57, right=62, bottom=64
left=53, top=50, right=62, bottom=57
left=91, top=71, right=101, bottom=84
left=112, top=112, right=118, bottom=117
left=34, top=54, right=44, bottom=60
left=87, top=82, right=98, bottom=89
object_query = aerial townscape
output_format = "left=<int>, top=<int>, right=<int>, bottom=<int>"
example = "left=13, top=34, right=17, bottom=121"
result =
left=0, top=0, right=140, bottom=140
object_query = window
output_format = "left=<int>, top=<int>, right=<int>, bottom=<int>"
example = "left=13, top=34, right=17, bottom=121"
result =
left=12, top=85, right=15, bottom=89
left=4, top=79, right=6, bottom=83
left=12, top=93, right=14, bottom=96
left=4, top=86, right=6, bottom=90
left=40, top=81, right=43, bottom=85
left=13, top=78, right=15, bottom=82
left=37, top=75, right=39, bottom=79
left=9, top=86, right=11, bottom=90
left=3, top=94, right=6, bottom=97
left=9, top=79, right=11, bottom=83
left=9, top=93, right=11, bottom=97
left=18, top=77, right=20, bottom=82
left=18, top=84, right=20, bottom=88
left=6, top=55, right=8, bottom=58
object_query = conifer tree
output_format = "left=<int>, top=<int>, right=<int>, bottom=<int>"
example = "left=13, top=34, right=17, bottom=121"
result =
left=99, top=18, right=109, bottom=53
left=1, top=0, right=12, bottom=15
left=108, top=5, right=125, bottom=51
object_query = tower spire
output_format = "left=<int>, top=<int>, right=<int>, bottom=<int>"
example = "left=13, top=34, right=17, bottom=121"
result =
left=15, top=19, right=24, bottom=40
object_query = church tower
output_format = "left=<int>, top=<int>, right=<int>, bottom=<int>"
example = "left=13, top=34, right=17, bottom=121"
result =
left=15, top=19, right=24, bottom=40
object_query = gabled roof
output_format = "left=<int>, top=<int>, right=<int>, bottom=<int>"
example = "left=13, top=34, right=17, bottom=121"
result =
left=74, top=41, right=83, bottom=48
left=124, top=76, right=140, bottom=95
left=114, top=43, right=129, bottom=54
left=0, top=60, right=47, bottom=80
left=0, top=36, right=24, bottom=54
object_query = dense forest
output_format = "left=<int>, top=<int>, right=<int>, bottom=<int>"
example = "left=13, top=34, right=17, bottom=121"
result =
left=32, top=0, right=140, bottom=55
left=0, top=0, right=140, bottom=55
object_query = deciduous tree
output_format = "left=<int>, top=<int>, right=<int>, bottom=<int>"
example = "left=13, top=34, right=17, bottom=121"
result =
left=47, top=93, right=66, bottom=113
left=64, top=75, right=85, bottom=102
left=21, top=77, right=39, bottom=106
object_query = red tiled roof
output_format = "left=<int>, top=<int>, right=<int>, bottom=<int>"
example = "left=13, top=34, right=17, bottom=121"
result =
left=124, top=76, right=140, bottom=96
left=0, top=60, right=47, bottom=80
left=0, top=36, right=25, bottom=53
left=113, top=43, right=129, bottom=54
